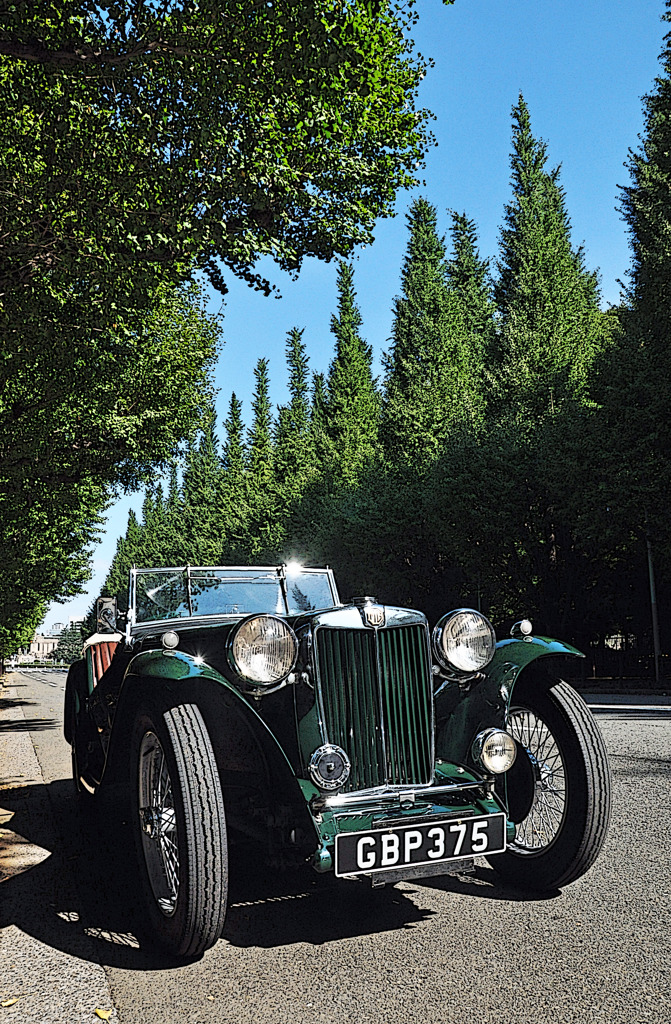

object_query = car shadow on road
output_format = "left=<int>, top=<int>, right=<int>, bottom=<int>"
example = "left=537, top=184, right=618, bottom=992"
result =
left=222, top=854, right=435, bottom=948
left=0, top=779, right=184, bottom=970
left=0, top=779, right=435, bottom=966
left=406, top=865, right=560, bottom=902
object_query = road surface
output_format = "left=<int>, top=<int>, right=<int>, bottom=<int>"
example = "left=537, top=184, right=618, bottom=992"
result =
left=1, top=668, right=669, bottom=1023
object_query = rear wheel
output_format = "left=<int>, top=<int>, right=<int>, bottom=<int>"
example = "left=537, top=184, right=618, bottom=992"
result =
left=130, top=701, right=228, bottom=958
left=65, top=660, right=96, bottom=808
left=490, top=678, right=611, bottom=890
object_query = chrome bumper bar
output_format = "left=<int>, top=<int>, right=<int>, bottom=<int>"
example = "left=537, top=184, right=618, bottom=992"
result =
left=312, top=778, right=490, bottom=813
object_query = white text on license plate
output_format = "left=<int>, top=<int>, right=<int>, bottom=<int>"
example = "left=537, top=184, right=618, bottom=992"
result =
left=334, top=813, right=506, bottom=877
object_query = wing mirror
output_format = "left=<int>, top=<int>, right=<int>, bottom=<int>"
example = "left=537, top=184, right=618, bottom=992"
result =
left=96, top=596, right=118, bottom=634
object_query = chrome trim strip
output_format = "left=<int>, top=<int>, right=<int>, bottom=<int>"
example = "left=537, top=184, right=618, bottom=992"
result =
left=317, top=779, right=487, bottom=810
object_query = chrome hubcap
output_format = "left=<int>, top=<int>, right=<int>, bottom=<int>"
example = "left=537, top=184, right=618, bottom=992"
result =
left=507, top=707, right=567, bottom=851
left=138, top=731, right=179, bottom=915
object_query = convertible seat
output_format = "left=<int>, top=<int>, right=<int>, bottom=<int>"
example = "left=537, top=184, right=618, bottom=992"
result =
left=84, top=633, right=123, bottom=686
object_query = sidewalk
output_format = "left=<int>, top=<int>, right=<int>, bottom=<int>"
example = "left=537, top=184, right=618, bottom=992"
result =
left=0, top=672, right=118, bottom=1023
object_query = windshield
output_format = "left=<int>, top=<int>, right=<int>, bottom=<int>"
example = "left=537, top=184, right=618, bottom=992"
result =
left=132, top=566, right=338, bottom=624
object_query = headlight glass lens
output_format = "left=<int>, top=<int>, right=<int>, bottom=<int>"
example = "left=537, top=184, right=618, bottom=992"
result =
left=433, top=610, right=496, bottom=673
left=229, top=615, right=297, bottom=685
left=472, top=729, right=517, bottom=774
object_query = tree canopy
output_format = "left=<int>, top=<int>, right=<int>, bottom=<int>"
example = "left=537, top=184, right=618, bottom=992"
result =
left=1, top=0, right=433, bottom=308
left=0, top=0, right=442, bottom=659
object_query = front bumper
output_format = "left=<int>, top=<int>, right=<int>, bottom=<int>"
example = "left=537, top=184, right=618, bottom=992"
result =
left=301, top=764, right=515, bottom=881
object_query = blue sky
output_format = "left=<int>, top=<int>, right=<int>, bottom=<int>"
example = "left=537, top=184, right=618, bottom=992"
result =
left=47, top=0, right=666, bottom=625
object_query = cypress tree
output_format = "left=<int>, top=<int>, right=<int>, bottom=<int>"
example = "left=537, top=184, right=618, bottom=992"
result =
left=219, top=392, right=249, bottom=561
left=181, top=406, right=225, bottom=563
left=382, top=198, right=479, bottom=470
left=246, top=359, right=274, bottom=489
left=596, top=3, right=671, bottom=641
left=104, top=508, right=143, bottom=607
left=244, top=358, right=277, bottom=557
left=275, top=328, right=313, bottom=497
left=222, top=393, right=246, bottom=489
left=493, top=95, right=605, bottom=416
left=310, top=371, right=329, bottom=443
left=163, top=464, right=185, bottom=565
left=447, top=211, right=497, bottom=375
left=321, top=262, right=380, bottom=487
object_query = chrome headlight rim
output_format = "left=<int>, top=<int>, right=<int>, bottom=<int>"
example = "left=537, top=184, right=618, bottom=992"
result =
left=432, top=608, right=496, bottom=674
left=472, top=728, right=517, bottom=774
left=227, top=613, right=298, bottom=688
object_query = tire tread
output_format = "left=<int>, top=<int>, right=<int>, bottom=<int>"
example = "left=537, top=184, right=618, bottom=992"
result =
left=164, top=703, right=228, bottom=958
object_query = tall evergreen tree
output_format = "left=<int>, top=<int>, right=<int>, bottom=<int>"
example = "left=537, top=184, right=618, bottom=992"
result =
left=222, top=393, right=246, bottom=488
left=246, top=359, right=274, bottom=489
left=310, top=371, right=329, bottom=442
left=104, top=508, right=143, bottom=607
left=593, top=3, right=671, bottom=647
left=382, top=198, right=482, bottom=469
left=447, top=211, right=497, bottom=372
left=181, top=406, right=225, bottom=564
left=244, top=358, right=277, bottom=556
left=319, top=262, right=380, bottom=488
left=275, top=329, right=314, bottom=496
left=163, top=464, right=185, bottom=565
left=493, top=95, right=606, bottom=416
left=219, top=392, right=249, bottom=562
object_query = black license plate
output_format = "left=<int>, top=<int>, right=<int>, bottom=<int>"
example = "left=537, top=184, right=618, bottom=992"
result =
left=334, top=813, right=506, bottom=877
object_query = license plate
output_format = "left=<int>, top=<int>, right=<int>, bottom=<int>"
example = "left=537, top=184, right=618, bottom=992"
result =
left=334, top=813, right=506, bottom=877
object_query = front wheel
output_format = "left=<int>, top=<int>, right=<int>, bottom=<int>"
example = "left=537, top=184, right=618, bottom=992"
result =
left=130, top=701, right=228, bottom=958
left=490, top=677, right=611, bottom=890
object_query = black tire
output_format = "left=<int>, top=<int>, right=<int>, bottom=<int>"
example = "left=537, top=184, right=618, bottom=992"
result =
left=129, top=701, right=228, bottom=959
left=489, top=677, right=611, bottom=890
left=64, top=659, right=86, bottom=746
left=65, top=660, right=97, bottom=809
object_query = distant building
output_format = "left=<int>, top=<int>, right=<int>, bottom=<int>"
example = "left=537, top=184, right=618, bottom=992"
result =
left=45, top=622, right=66, bottom=636
left=17, top=632, right=59, bottom=663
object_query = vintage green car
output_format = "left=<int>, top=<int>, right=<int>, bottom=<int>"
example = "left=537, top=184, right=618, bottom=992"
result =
left=64, top=564, right=611, bottom=958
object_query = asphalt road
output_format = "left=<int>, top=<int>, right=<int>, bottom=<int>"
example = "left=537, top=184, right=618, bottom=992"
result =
left=1, top=668, right=670, bottom=1024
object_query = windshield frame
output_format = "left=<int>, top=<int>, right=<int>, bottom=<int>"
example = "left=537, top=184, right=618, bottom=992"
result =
left=128, top=564, right=340, bottom=628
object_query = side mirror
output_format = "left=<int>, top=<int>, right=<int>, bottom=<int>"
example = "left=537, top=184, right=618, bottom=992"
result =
left=96, top=596, right=118, bottom=634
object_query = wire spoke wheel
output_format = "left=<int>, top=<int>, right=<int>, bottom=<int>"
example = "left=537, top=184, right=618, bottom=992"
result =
left=507, top=706, right=567, bottom=852
left=138, top=731, right=180, bottom=915
left=489, top=678, right=611, bottom=890
left=130, top=702, right=228, bottom=958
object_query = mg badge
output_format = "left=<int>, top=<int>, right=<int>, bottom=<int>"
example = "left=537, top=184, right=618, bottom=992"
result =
left=364, top=604, right=385, bottom=628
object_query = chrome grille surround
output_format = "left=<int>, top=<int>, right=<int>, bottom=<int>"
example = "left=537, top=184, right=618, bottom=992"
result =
left=312, top=607, right=434, bottom=793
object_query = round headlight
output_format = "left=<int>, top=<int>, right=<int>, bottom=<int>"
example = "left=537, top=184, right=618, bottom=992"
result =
left=228, top=615, right=298, bottom=686
left=433, top=609, right=496, bottom=673
left=472, top=729, right=517, bottom=774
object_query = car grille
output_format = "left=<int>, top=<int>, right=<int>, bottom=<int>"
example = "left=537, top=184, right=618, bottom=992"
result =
left=315, top=624, right=433, bottom=791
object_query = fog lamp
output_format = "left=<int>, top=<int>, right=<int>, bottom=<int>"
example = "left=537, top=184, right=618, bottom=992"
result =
left=472, top=729, right=517, bottom=774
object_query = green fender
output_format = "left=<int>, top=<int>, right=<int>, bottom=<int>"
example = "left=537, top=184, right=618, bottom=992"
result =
left=100, top=649, right=318, bottom=841
left=487, top=636, right=584, bottom=703
left=435, top=636, right=583, bottom=768
left=115, top=648, right=298, bottom=777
